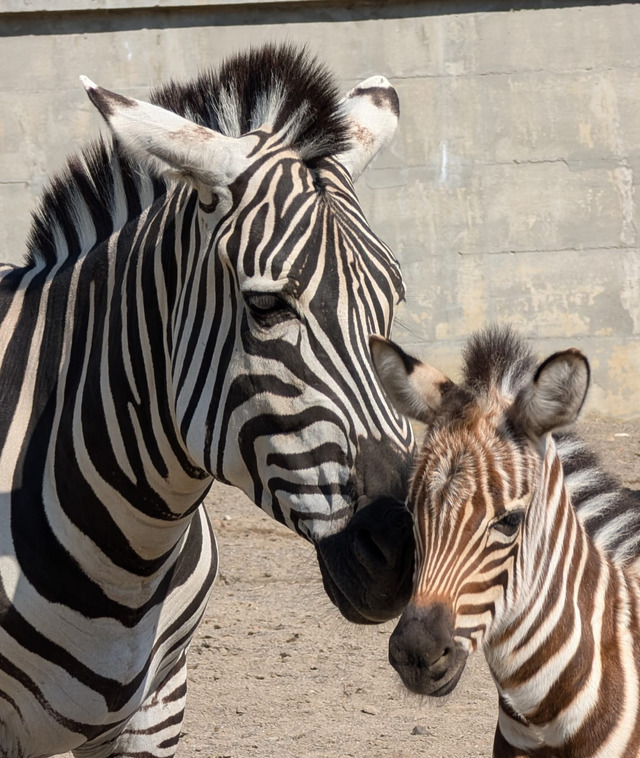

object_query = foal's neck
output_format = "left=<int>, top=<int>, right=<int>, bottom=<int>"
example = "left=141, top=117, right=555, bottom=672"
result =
left=487, top=446, right=639, bottom=755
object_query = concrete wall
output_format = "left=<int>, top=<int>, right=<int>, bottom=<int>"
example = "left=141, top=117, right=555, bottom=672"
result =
left=2, top=1, right=640, bottom=417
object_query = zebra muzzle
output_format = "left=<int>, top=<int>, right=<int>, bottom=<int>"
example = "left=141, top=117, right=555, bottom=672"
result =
left=314, top=496, right=414, bottom=624
left=388, top=601, right=468, bottom=696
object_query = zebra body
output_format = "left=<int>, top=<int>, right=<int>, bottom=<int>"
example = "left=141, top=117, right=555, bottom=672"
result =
left=371, top=326, right=640, bottom=757
left=0, top=46, right=415, bottom=756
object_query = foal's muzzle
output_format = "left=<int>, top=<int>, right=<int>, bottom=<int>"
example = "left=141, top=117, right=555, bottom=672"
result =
left=389, top=602, right=468, bottom=695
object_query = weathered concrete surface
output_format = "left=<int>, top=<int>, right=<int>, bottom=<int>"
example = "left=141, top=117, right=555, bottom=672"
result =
left=2, top=2, right=640, bottom=416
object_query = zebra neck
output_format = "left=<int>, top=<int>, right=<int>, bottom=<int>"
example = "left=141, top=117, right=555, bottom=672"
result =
left=491, top=557, right=640, bottom=755
left=89, top=189, right=212, bottom=493
left=487, top=447, right=640, bottom=754
left=2, top=190, right=215, bottom=570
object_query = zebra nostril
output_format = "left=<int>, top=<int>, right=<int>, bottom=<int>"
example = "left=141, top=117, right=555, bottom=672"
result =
left=348, top=496, right=413, bottom=572
left=353, top=525, right=393, bottom=567
left=428, top=645, right=454, bottom=672
left=390, top=603, right=459, bottom=674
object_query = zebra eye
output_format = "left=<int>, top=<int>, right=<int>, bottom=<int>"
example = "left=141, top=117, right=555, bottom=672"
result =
left=244, top=291, right=295, bottom=327
left=492, top=510, right=524, bottom=537
left=246, top=293, right=281, bottom=313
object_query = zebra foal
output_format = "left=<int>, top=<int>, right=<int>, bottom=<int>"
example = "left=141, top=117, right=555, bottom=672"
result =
left=371, top=326, right=640, bottom=757
left=0, top=46, right=415, bottom=757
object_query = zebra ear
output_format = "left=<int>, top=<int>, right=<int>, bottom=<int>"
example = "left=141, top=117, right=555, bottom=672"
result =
left=370, top=336, right=452, bottom=424
left=80, top=76, right=252, bottom=190
left=513, top=349, right=590, bottom=439
left=336, top=76, right=399, bottom=181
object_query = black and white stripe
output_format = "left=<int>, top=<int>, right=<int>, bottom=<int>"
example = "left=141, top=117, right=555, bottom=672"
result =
left=0, top=45, right=414, bottom=756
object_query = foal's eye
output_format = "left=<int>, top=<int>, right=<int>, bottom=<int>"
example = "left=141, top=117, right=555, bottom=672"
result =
left=492, top=510, right=524, bottom=537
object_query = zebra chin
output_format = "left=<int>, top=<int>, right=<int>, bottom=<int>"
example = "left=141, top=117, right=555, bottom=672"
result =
left=388, top=602, right=469, bottom=696
left=394, top=658, right=467, bottom=698
left=313, top=496, right=415, bottom=624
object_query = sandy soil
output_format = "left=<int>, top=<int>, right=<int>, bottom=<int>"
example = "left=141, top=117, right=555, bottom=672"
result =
left=168, top=416, right=640, bottom=758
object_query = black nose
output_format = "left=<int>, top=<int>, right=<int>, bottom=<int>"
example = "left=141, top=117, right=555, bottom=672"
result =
left=315, top=496, right=414, bottom=623
left=349, top=496, right=413, bottom=572
left=389, top=603, right=466, bottom=696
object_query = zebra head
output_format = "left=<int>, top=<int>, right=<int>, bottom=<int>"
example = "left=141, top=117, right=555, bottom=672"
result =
left=371, top=327, right=590, bottom=695
left=81, top=46, right=415, bottom=623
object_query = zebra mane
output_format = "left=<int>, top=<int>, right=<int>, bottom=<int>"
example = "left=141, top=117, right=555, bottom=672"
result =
left=460, top=325, right=538, bottom=398
left=557, top=432, right=640, bottom=566
left=26, top=44, right=350, bottom=267
left=151, top=44, right=349, bottom=159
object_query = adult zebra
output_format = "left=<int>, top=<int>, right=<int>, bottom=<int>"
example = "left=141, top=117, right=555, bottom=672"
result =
left=372, top=326, right=640, bottom=756
left=0, top=46, right=415, bottom=756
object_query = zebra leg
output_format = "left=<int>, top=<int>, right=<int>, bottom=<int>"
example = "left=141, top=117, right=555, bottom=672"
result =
left=111, top=654, right=188, bottom=758
left=73, top=655, right=188, bottom=758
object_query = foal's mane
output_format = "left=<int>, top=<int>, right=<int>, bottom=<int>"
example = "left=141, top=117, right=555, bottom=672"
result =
left=460, top=325, right=537, bottom=399
left=457, top=326, right=640, bottom=564
left=26, top=44, right=350, bottom=268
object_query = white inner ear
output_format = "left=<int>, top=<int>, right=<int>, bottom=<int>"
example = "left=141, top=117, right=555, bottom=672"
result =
left=114, top=108, right=253, bottom=189
left=518, top=350, right=589, bottom=438
left=371, top=346, right=414, bottom=416
left=370, top=337, right=450, bottom=424
left=82, top=79, right=254, bottom=190
left=335, top=75, right=399, bottom=181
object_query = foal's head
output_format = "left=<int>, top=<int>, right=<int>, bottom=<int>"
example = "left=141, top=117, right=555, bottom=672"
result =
left=370, top=327, right=589, bottom=696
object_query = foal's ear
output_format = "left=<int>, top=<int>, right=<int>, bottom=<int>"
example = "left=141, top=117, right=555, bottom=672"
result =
left=335, top=76, right=399, bottom=181
left=513, top=348, right=590, bottom=440
left=369, top=336, right=452, bottom=424
left=80, top=77, right=253, bottom=191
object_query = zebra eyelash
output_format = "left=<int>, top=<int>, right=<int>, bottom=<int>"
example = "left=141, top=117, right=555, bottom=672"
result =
left=244, top=290, right=298, bottom=327
left=490, top=509, right=524, bottom=538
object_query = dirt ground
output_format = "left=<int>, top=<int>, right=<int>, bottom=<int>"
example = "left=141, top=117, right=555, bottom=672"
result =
left=161, top=416, right=638, bottom=758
